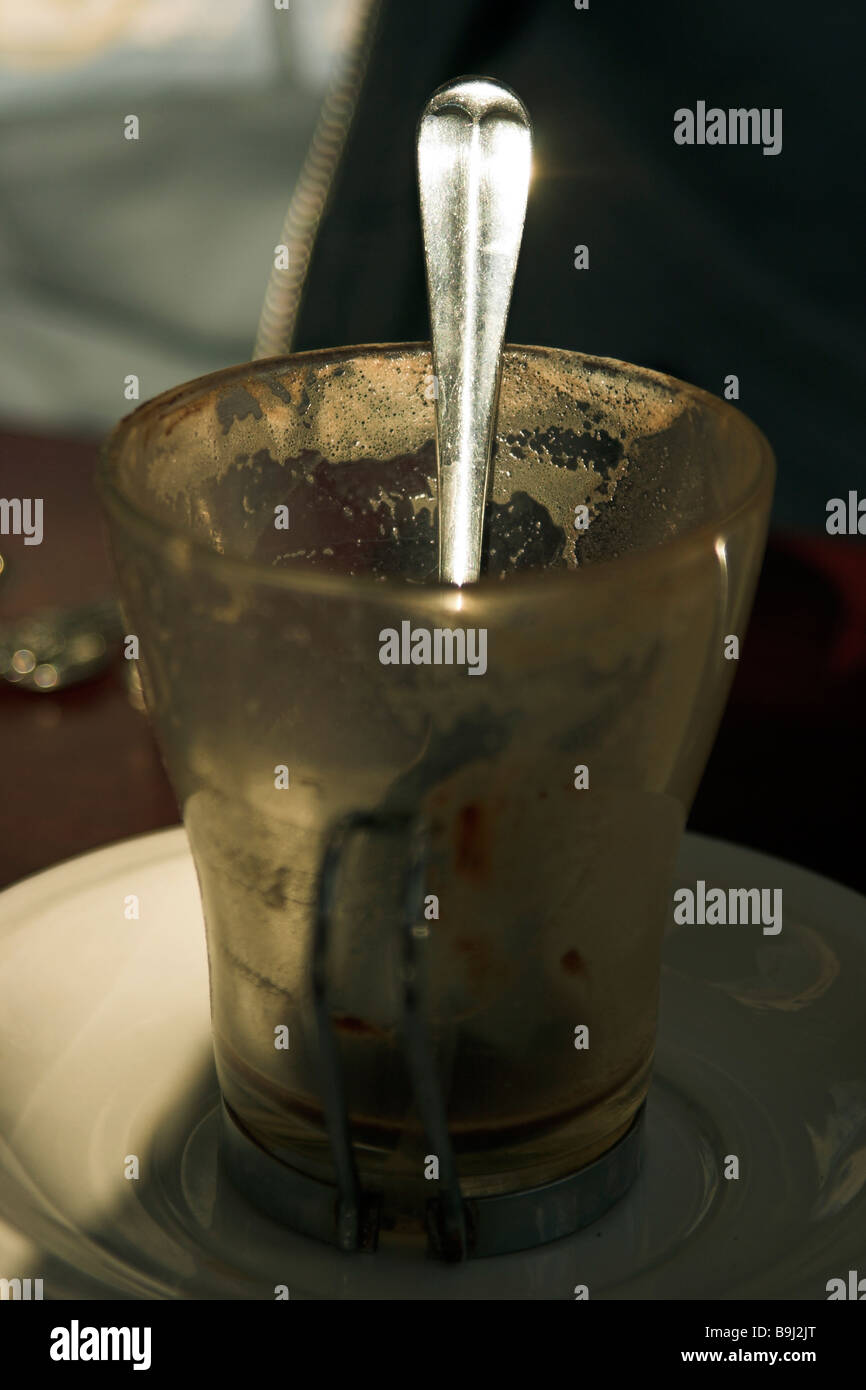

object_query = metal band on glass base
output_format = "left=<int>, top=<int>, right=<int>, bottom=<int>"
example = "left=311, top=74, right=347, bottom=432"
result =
left=220, top=1095, right=645, bottom=1261
left=219, top=808, right=645, bottom=1260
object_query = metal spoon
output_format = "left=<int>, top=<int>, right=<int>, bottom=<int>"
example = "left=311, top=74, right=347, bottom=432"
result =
left=417, top=77, right=532, bottom=586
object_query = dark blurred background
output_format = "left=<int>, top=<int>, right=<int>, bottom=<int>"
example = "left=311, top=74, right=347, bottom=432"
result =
left=1, top=0, right=863, bottom=890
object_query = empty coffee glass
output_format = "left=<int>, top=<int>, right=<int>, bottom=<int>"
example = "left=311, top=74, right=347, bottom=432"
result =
left=98, top=344, right=773, bottom=1231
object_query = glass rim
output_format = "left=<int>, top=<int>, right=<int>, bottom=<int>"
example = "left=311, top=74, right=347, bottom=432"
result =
left=96, top=341, right=775, bottom=613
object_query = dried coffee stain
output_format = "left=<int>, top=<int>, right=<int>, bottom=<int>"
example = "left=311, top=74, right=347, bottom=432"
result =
left=261, top=868, right=289, bottom=911
left=561, top=949, right=586, bottom=977
left=453, top=936, right=493, bottom=990
left=217, top=386, right=263, bottom=435
left=455, top=801, right=490, bottom=880
left=332, top=1014, right=383, bottom=1038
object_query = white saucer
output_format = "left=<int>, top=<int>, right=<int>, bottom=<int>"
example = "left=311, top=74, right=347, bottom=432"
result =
left=1, top=827, right=864, bottom=1299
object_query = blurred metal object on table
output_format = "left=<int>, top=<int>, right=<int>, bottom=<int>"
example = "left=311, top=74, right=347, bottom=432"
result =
left=0, top=596, right=123, bottom=693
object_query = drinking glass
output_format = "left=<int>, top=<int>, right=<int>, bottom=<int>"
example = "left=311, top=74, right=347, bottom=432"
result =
left=98, top=344, right=774, bottom=1224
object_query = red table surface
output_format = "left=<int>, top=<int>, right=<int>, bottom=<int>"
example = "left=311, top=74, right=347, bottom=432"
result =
left=1, top=427, right=864, bottom=894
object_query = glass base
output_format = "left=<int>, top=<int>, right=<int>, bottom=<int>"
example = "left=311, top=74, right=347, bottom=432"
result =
left=219, top=1096, right=646, bottom=1261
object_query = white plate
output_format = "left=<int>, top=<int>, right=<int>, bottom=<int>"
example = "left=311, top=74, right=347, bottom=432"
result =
left=0, top=827, right=864, bottom=1299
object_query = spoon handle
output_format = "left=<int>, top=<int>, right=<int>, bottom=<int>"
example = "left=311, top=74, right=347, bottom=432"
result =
left=417, top=77, right=531, bottom=587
